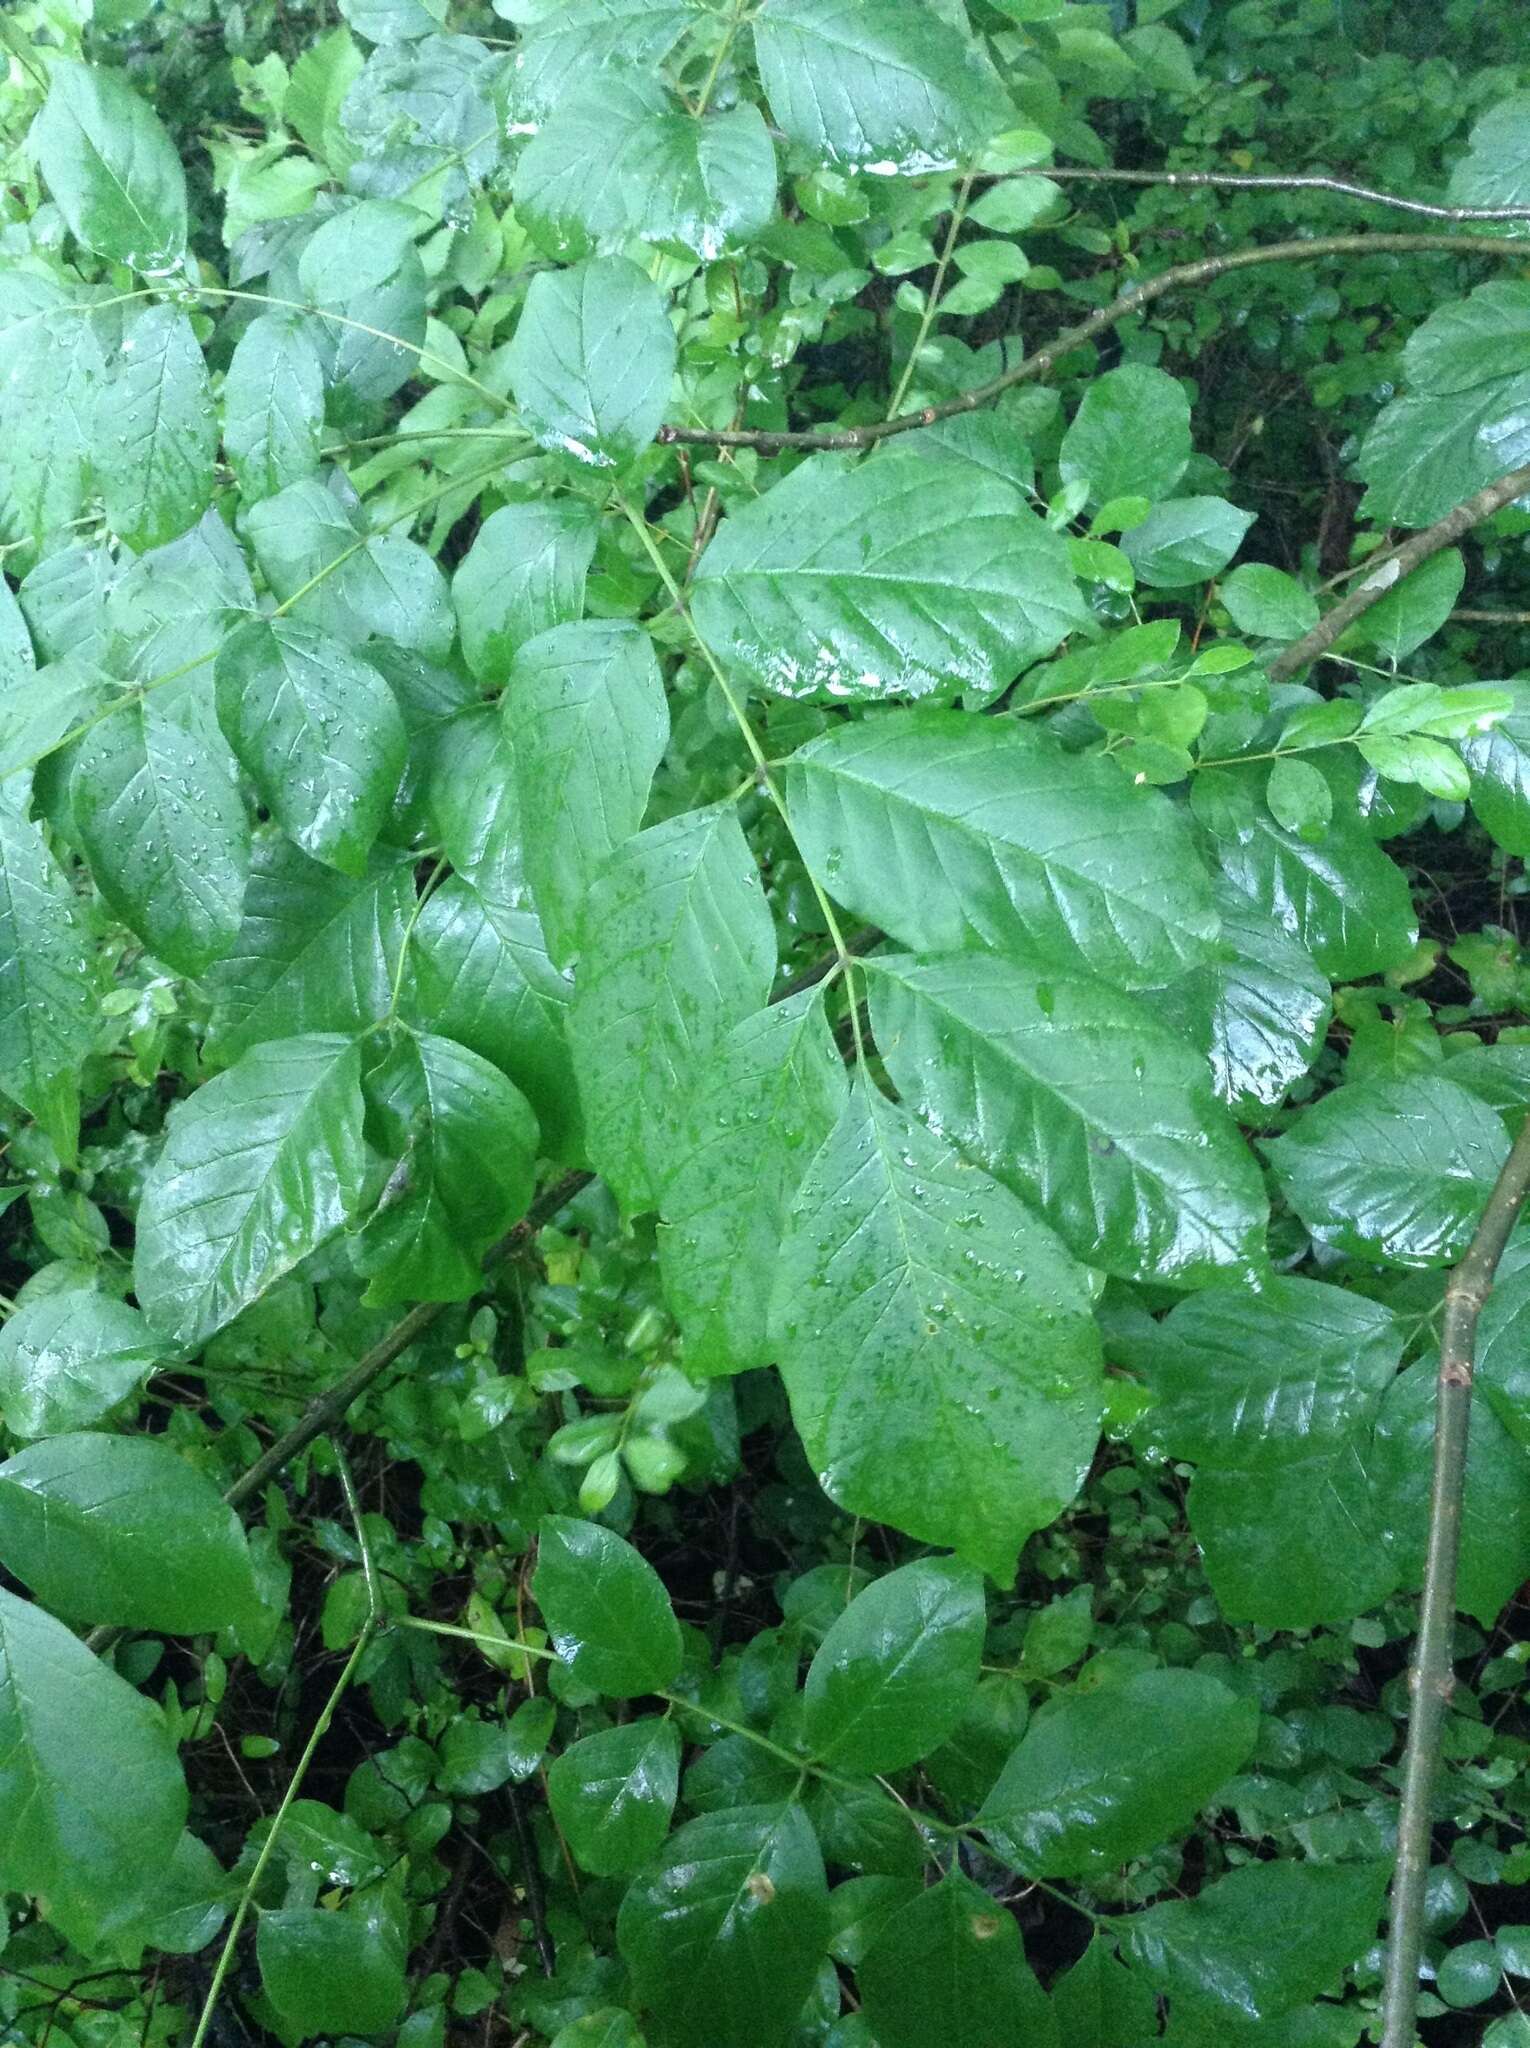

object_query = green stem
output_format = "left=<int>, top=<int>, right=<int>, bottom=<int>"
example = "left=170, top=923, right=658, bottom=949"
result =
left=887, top=171, right=976, bottom=421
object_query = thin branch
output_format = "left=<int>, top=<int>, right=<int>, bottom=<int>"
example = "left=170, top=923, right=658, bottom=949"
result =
left=1006, top=163, right=1530, bottom=224
left=656, top=232, right=1530, bottom=454
left=1450, top=607, right=1530, bottom=625
left=1380, top=1109, right=1530, bottom=2048
left=1267, top=463, right=1530, bottom=682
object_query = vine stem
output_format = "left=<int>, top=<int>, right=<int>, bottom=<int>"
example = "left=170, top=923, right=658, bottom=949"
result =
left=1267, top=461, right=1530, bottom=682
left=886, top=170, right=976, bottom=421
left=655, top=232, right=1530, bottom=453
left=1379, top=1108, right=1530, bottom=2048
left=1001, top=162, right=1530, bottom=223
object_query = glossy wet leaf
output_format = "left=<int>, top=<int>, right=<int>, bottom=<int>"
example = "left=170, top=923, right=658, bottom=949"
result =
left=692, top=449, right=1085, bottom=705
left=215, top=617, right=407, bottom=874
left=71, top=701, right=249, bottom=977
left=1193, top=764, right=1418, bottom=980
left=134, top=1033, right=368, bottom=1346
left=400, top=876, right=581, bottom=1164
left=453, top=501, right=600, bottom=685
left=0, top=1290, right=162, bottom=1440
left=769, top=1081, right=1103, bottom=1583
left=752, top=0, right=1014, bottom=174
left=222, top=313, right=327, bottom=503
left=1120, top=1859, right=1390, bottom=2022
left=205, top=842, right=414, bottom=1068
left=1121, top=496, right=1254, bottom=587
left=1060, top=365, right=1191, bottom=507
left=1463, top=677, right=1530, bottom=855
left=517, top=75, right=777, bottom=261
left=353, top=1029, right=539, bottom=1305
left=506, top=256, right=677, bottom=467
left=979, top=1668, right=1257, bottom=1877
left=802, top=1556, right=984, bottom=1774
left=1218, top=563, right=1319, bottom=640
left=0, top=1587, right=187, bottom=1953
left=0, top=792, right=96, bottom=1164
left=786, top=709, right=1219, bottom=986
left=0, top=1432, right=258, bottom=1633
left=547, top=1718, right=680, bottom=1876
left=869, top=951, right=1268, bottom=1286
left=616, top=1802, right=829, bottom=2048
left=658, top=993, right=847, bottom=1376
left=257, top=1897, right=406, bottom=2037
left=30, top=60, right=187, bottom=273
left=0, top=274, right=103, bottom=548
left=245, top=480, right=452, bottom=659
left=509, top=0, right=700, bottom=122
left=1265, top=1073, right=1508, bottom=1268
left=534, top=1516, right=682, bottom=1698
left=567, top=804, right=776, bottom=1214
left=858, top=1870, right=1057, bottom=2048
left=93, top=305, right=215, bottom=552
left=508, top=620, right=670, bottom=966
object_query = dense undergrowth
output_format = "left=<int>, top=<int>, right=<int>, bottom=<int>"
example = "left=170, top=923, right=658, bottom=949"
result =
left=4, top=1, right=1530, bottom=2043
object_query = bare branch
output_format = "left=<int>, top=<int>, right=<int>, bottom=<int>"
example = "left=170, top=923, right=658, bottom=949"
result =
left=1007, top=163, right=1530, bottom=224
left=657, top=233, right=1530, bottom=455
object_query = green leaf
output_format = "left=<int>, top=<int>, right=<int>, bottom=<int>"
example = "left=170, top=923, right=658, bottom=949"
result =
left=616, top=1802, right=829, bottom=2048
left=786, top=710, right=1219, bottom=986
left=1127, top=1278, right=1404, bottom=1627
left=517, top=75, right=777, bottom=261
left=298, top=198, right=419, bottom=301
left=1447, top=93, right=1530, bottom=218
left=1050, top=1937, right=1159, bottom=2048
left=0, top=792, right=96, bottom=1164
left=1060, top=365, right=1191, bottom=507
left=658, top=992, right=847, bottom=1376
left=257, top=1896, right=407, bottom=2037
left=509, top=621, right=670, bottom=967
left=858, top=1870, right=1057, bottom=2048
left=0, top=1586, right=187, bottom=1952
left=1265, top=755, right=1332, bottom=839
left=400, top=876, right=582, bottom=1164
left=1464, top=678, right=1530, bottom=854
left=1359, top=282, right=1530, bottom=525
left=1375, top=1358, right=1530, bottom=1625
left=1192, top=763, right=1418, bottom=979
left=1145, top=888, right=1331, bottom=1117
left=71, top=701, right=249, bottom=977
left=1120, top=1860, right=1390, bottom=2022
left=0, top=1432, right=257, bottom=1633
left=752, top=0, right=1014, bottom=174
left=547, top=1718, right=680, bottom=1875
left=215, top=617, right=407, bottom=874
left=134, top=1033, right=368, bottom=1346
left=1120, top=496, right=1254, bottom=587
left=868, top=951, right=1268, bottom=1286
left=506, top=256, right=677, bottom=468
left=770, top=1081, right=1103, bottom=1583
left=353, top=1029, right=539, bottom=1306
left=30, top=60, right=187, bottom=273
left=0, top=1289, right=161, bottom=1440
left=1219, top=563, right=1319, bottom=640
left=95, top=306, right=216, bottom=552
left=222, top=313, right=327, bottom=503
left=979, top=1668, right=1256, bottom=1877
left=0, top=275, right=103, bottom=548
left=567, top=804, right=775, bottom=1214
left=509, top=0, right=700, bottom=123
left=533, top=1516, right=682, bottom=1698
left=1358, top=732, right=1471, bottom=800
left=692, top=449, right=1085, bottom=705
left=286, top=26, right=364, bottom=171
left=1347, top=549, right=1465, bottom=664
left=206, top=842, right=414, bottom=1068
left=1264, top=1074, right=1508, bottom=1268
left=452, top=501, right=599, bottom=686
left=802, top=1557, right=984, bottom=1774
left=245, top=480, right=453, bottom=659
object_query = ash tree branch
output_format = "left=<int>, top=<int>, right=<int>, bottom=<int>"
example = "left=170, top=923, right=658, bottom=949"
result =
left=1379, top=1109, right=1530, bottom=2048
left=1007, top=163, right=1530, bottom=223
left=1267, top=463, right=1530, bottom=682
left=657, top=232, right=1530, bottom=455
